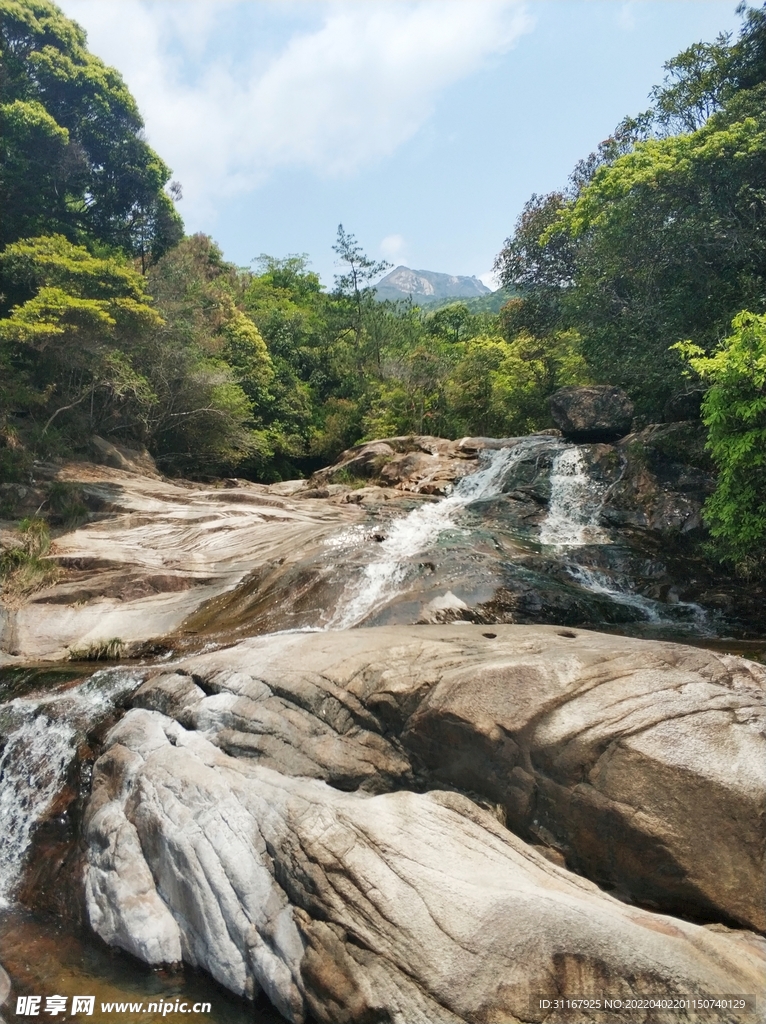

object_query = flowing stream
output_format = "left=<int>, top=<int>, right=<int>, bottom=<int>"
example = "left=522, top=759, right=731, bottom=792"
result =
left=539, top=447, right=712, bottom=630
left=324, top=436, right=715, bottom=634
left=0, top=668, right=282, bottom=1021
left=328, top=439, right=548, bottom=628
left=0, top=668, right=140, bottom=903
left=539, top=446, right=610, bottom=546
left=0, top=435, right=745, bottom=1020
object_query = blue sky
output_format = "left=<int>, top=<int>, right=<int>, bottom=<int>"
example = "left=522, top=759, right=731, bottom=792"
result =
left=59, top=1, right=743, bottom=287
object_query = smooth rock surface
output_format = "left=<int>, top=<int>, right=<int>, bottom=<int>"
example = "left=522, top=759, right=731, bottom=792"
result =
left=0, top=462, right=360, bottom=661
left=142, top=625, right=766, bottom=933
left=89, top=436, right=161, bottom=477
left=84, top=702, right=766, bottom=1023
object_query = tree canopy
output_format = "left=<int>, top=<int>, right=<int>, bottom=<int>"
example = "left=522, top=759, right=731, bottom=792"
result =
left=0, top=0, right=182, bottom=264
left=494, top=3, right=766, bottom=419
left=2, top=0, right=765, bottom=578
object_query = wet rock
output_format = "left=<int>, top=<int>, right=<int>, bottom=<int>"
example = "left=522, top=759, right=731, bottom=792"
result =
left=417, top=590, right=471, bottom=624
left=156, top=625, right=766, bottom=934
left=84, top=701, right=766, bottom=1022
left=550, top=385, right=634, bottom=440
left=663, top=389, right=704, bottom=423
left=0, top=961, right=9, bottom=1008
left=606, top=422, right=715, bottom=535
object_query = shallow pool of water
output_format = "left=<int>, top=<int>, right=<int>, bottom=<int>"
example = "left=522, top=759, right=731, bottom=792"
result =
left=0, top=908, right=295, bottom=1023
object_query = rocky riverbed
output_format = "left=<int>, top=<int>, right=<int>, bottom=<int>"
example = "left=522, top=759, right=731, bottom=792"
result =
left=1, top=423, right=764, bottom=1023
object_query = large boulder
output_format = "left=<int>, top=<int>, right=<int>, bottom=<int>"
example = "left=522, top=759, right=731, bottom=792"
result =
left=84, top=705, right=766, bottom=1023
left=311, top=435, right=475, bottom=495
left=131, top=625, right=766, bottom=935
left=550, top=385, right=634, bottom=440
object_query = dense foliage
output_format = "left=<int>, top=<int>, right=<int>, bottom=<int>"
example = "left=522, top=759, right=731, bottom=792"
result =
left=0, top=0, right=182, bottom=265
left=495, top=3, right=766, bottom=569
left=1, top=0, right=765, bottom=573
left=676, top=313, right=766, bottom=575
left=495, top=4, right=766, bottom=420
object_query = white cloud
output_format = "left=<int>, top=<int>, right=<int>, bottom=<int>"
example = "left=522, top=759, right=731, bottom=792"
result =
left=380, top=233, right=406, bottom=262
left=479, top=270, right=501, bottom=291
left=59, top=1, right=531, bottom=223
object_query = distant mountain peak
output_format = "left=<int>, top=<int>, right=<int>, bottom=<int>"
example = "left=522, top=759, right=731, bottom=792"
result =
left=375, top=266, right=491, bottom=304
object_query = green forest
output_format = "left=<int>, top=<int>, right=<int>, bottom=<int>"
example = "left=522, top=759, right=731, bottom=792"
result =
left=1, top=0, right=765, bottom=575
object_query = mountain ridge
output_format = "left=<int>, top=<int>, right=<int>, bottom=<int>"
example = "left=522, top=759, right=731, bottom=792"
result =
left=374, top=265, right=492, bottom=304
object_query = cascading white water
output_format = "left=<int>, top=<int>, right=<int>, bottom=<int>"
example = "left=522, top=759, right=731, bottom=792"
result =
left=567, top=565, right=663, bottom=621
left=539, top=446, right=609, bottom=547
left=567, top=565, right=713, bottom=631
left=536, top=448, right=713, bottom=631
left=0, top=668, right=140, bottom=903
left=328, top=441, right=543, bottom=628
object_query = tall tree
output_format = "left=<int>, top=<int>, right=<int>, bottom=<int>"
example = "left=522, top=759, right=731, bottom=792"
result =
left=332, top=224, right=390, bottom=360
left=0, top=0, right=182, bottom=264
left=493, top=3, right=766, bottom=417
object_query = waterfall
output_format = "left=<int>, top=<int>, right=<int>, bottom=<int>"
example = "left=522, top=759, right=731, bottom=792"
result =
left=539, top=446, right=609, bottom=547
left=0, top=668, right=140, bottom=903
left=567, top=565, right=664, bottom=621
left=328, top=440, right=545, bottom=629
left=537, top=448, right=713, bottom=632
left=567, top=565, right=712, bottom=632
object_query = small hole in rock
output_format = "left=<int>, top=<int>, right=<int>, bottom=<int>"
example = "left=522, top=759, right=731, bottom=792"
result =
left=558, top=630, right=577, bottom=639
left=482, top=632, right=497, bottom=639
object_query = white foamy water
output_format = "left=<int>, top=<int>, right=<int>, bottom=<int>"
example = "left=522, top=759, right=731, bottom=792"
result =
left=567, top=565, right=663, bottom=622
left=539, top=446, right=610, bottom=547
left=0, top=669, right=140, bottom=902
left=328, top=442, right=540, bottom=628
left=567, top=565, right=713, bottom=632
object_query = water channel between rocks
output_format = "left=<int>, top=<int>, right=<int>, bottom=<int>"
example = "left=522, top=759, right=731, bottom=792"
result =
left=1, top=436, right=763, bottom=1022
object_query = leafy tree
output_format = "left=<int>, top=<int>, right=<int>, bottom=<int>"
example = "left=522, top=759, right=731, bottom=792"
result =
left=0, top=234, right=159, bottom=446
left=0, top=0, right=182, bottom=262
left=425, top=303, right=472, bottom=344
left=675, top=312, right=766, bottom=575
left=554, top=112, right=766, bottom=414
left=493, top=192, right=575, bottom=339
left=493, top=4, right=766, bottom=420
left=142, top=236, right=273, bottom=475
left=447, top=330, right=588, bottom=437
left=648, top=34, right=736, bottom=133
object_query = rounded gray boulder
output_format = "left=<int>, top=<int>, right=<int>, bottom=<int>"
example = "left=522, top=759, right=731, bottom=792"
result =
left=550, top=385, right=634, bottom=440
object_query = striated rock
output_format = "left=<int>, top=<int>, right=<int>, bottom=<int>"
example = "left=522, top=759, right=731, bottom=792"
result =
left=146, top=625, right=766, bottom=934
left=550, top=385, right=634, bottom=440
left=0, top=462, right=361, bottom=661
left=84, top=703, right=766, bottom=1023
left=2, top=427, right=761, bottom=662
